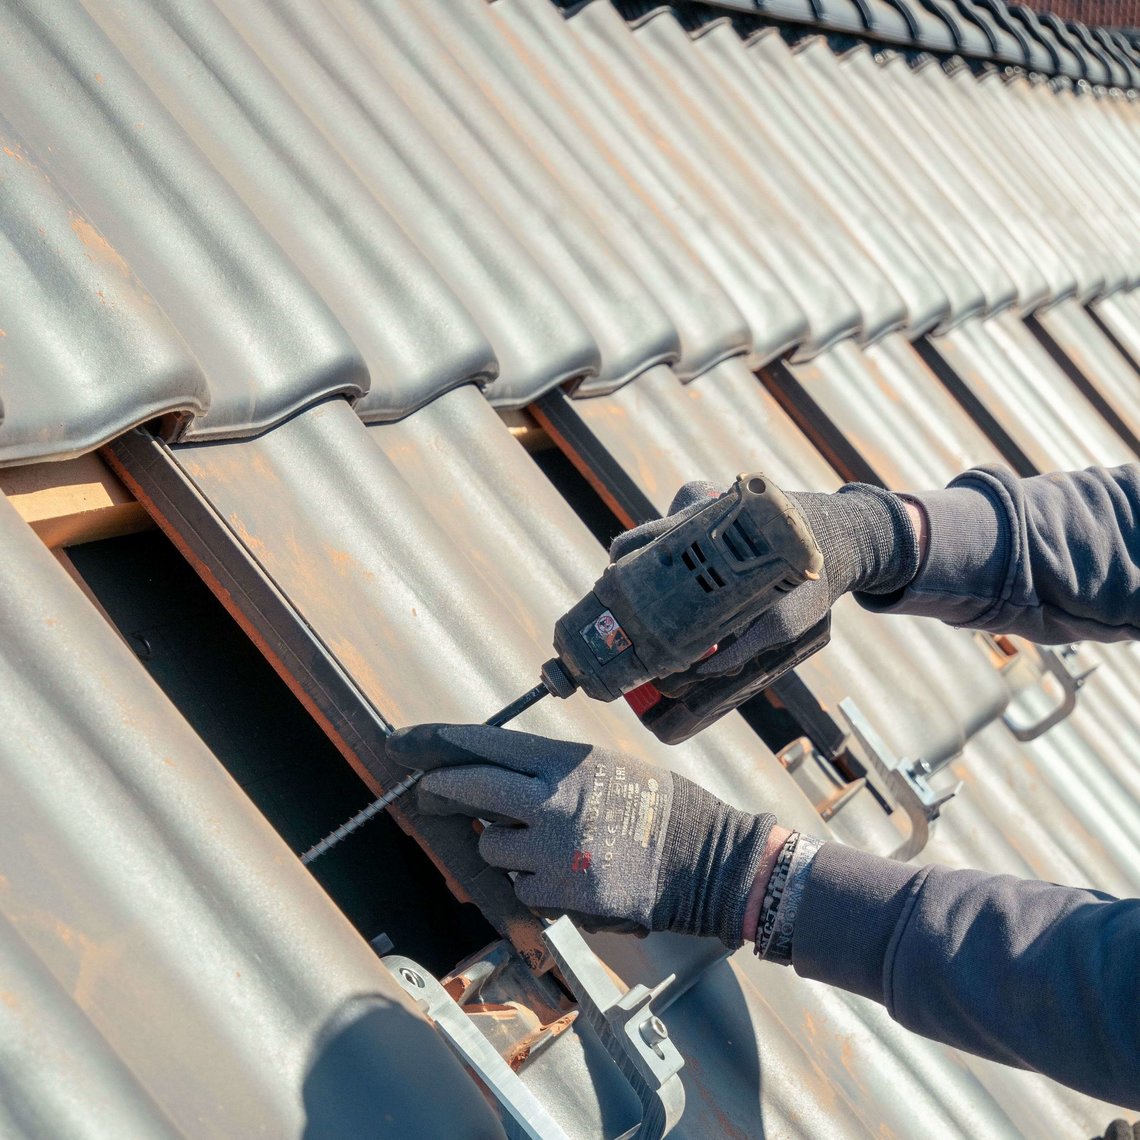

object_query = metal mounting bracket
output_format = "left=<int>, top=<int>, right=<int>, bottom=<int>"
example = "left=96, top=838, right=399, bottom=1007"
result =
left=385, top=954, right=572, bottom=1140
left=386, top=922, right=685, bottom=1140
left=776, top=736, right=869, bottom=823
left=981, top=634, right=1096, bottom=741
left=542, top=918, right=685, bottom=1140
left=840, top=698, right=960, bottom=861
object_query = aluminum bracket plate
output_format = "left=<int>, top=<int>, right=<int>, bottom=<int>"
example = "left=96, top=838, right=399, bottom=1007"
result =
left=542, top=917, right=685, bottom=1140
left=386, top=954, right=572, bottom=1140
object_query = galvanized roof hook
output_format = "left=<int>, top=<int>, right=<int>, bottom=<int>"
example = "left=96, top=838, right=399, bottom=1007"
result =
left=386, top=917, right=685, bottom=1140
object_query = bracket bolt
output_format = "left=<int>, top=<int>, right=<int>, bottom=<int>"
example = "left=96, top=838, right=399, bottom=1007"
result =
left=399, top=967, right=426, bottom=989
left=639, top=1015, right=668, bottom=1047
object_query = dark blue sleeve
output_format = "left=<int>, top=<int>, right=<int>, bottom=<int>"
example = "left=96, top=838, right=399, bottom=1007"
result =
left=792, top=843, right=1140, bottom=1109
left=859, top=464, right=1140, bottom=643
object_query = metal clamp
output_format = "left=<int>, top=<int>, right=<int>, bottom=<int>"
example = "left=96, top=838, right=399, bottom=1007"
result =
left=542, top=918, right=685, bottom=1140
left=840, top=698, right=960, bottom=861
left=385, top=953, right=572, bottom=1140
left=776, top=736, right=869, bottom=823
left=979, top=634, right=1096, bottom=741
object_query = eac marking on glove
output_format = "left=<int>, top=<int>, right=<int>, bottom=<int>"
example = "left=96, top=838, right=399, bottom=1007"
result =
left=637, top=779, right=661, bottom=849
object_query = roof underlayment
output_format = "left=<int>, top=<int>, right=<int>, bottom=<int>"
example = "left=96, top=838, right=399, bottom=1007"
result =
left=2, top=0, right=1140, bottom=1135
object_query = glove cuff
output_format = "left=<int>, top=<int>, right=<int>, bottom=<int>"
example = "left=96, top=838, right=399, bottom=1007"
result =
left=652, top=776, right=775, bottom=948
left=792, top=485, right=920, bottom=601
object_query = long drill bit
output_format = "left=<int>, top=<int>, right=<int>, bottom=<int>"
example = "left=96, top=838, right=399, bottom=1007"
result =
left=299, top=682, right=552, bottom=866
left=300, top=770, right=422, bottom=865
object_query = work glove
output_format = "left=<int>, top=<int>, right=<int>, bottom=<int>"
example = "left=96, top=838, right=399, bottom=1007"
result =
left=609, top=480, right=921, bottom=677
left=386, top=723, right=774, bottom=947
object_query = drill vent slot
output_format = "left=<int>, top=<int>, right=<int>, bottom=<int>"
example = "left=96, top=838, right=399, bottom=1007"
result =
left=722, top=519, right=767, bottom=563
left=682, top=542, right=726, bottom=593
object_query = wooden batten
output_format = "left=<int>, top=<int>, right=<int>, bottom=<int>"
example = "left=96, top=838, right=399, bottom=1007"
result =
left=497, top=407, right=554, bottom=453
left=0, top=452, right=151, bottom=548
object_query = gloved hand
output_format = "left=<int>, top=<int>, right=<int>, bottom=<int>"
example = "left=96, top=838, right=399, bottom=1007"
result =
left=386, top=723, right=774, bottom=946
left=609, top=480, right=921, bottom=676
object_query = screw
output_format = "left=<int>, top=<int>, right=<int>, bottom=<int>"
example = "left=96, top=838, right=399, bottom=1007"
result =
left=399, top=967, right=425, bottom=989
left=639, top=1015, right=668, bottom=1047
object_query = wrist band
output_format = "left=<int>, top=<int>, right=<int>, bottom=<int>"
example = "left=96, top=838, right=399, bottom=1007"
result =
left=755, top=833, right=824, bottom=967
left=754, top=830, right=799, bottom=960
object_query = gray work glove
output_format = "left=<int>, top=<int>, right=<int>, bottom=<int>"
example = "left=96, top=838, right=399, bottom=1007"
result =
left=386, top=723, right=774, bottom=947
left=609, top=480, right=921, bottom=676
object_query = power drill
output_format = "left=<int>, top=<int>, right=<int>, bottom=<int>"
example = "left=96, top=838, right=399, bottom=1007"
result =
left=533, top=471, right=827, bottom=744
left=301, top=472, right=825, bottom=863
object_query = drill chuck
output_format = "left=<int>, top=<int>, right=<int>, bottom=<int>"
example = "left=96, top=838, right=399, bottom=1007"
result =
left=540, top=657, right=579, bottom=700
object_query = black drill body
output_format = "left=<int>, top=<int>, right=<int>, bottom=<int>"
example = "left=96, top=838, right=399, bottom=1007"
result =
left=540, top=473, right=827, bottom=743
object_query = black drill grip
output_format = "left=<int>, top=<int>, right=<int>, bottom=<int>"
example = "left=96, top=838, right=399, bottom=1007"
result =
left=624, top=616, right=832, bottom=745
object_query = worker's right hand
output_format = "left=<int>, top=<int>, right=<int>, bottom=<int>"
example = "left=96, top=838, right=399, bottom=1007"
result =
left=609, top=480, right=924, bottom=679
left=386, top=722, right=775, bottom=947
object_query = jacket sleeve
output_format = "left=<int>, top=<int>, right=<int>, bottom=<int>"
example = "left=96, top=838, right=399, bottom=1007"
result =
left=857, top=464, right=1140, bottom=643
left=791, top=843, right=1140, bottom=1109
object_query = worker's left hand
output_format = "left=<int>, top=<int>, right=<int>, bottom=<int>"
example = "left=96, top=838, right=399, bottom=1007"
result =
left=386, top=723, right=774, bottom=945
